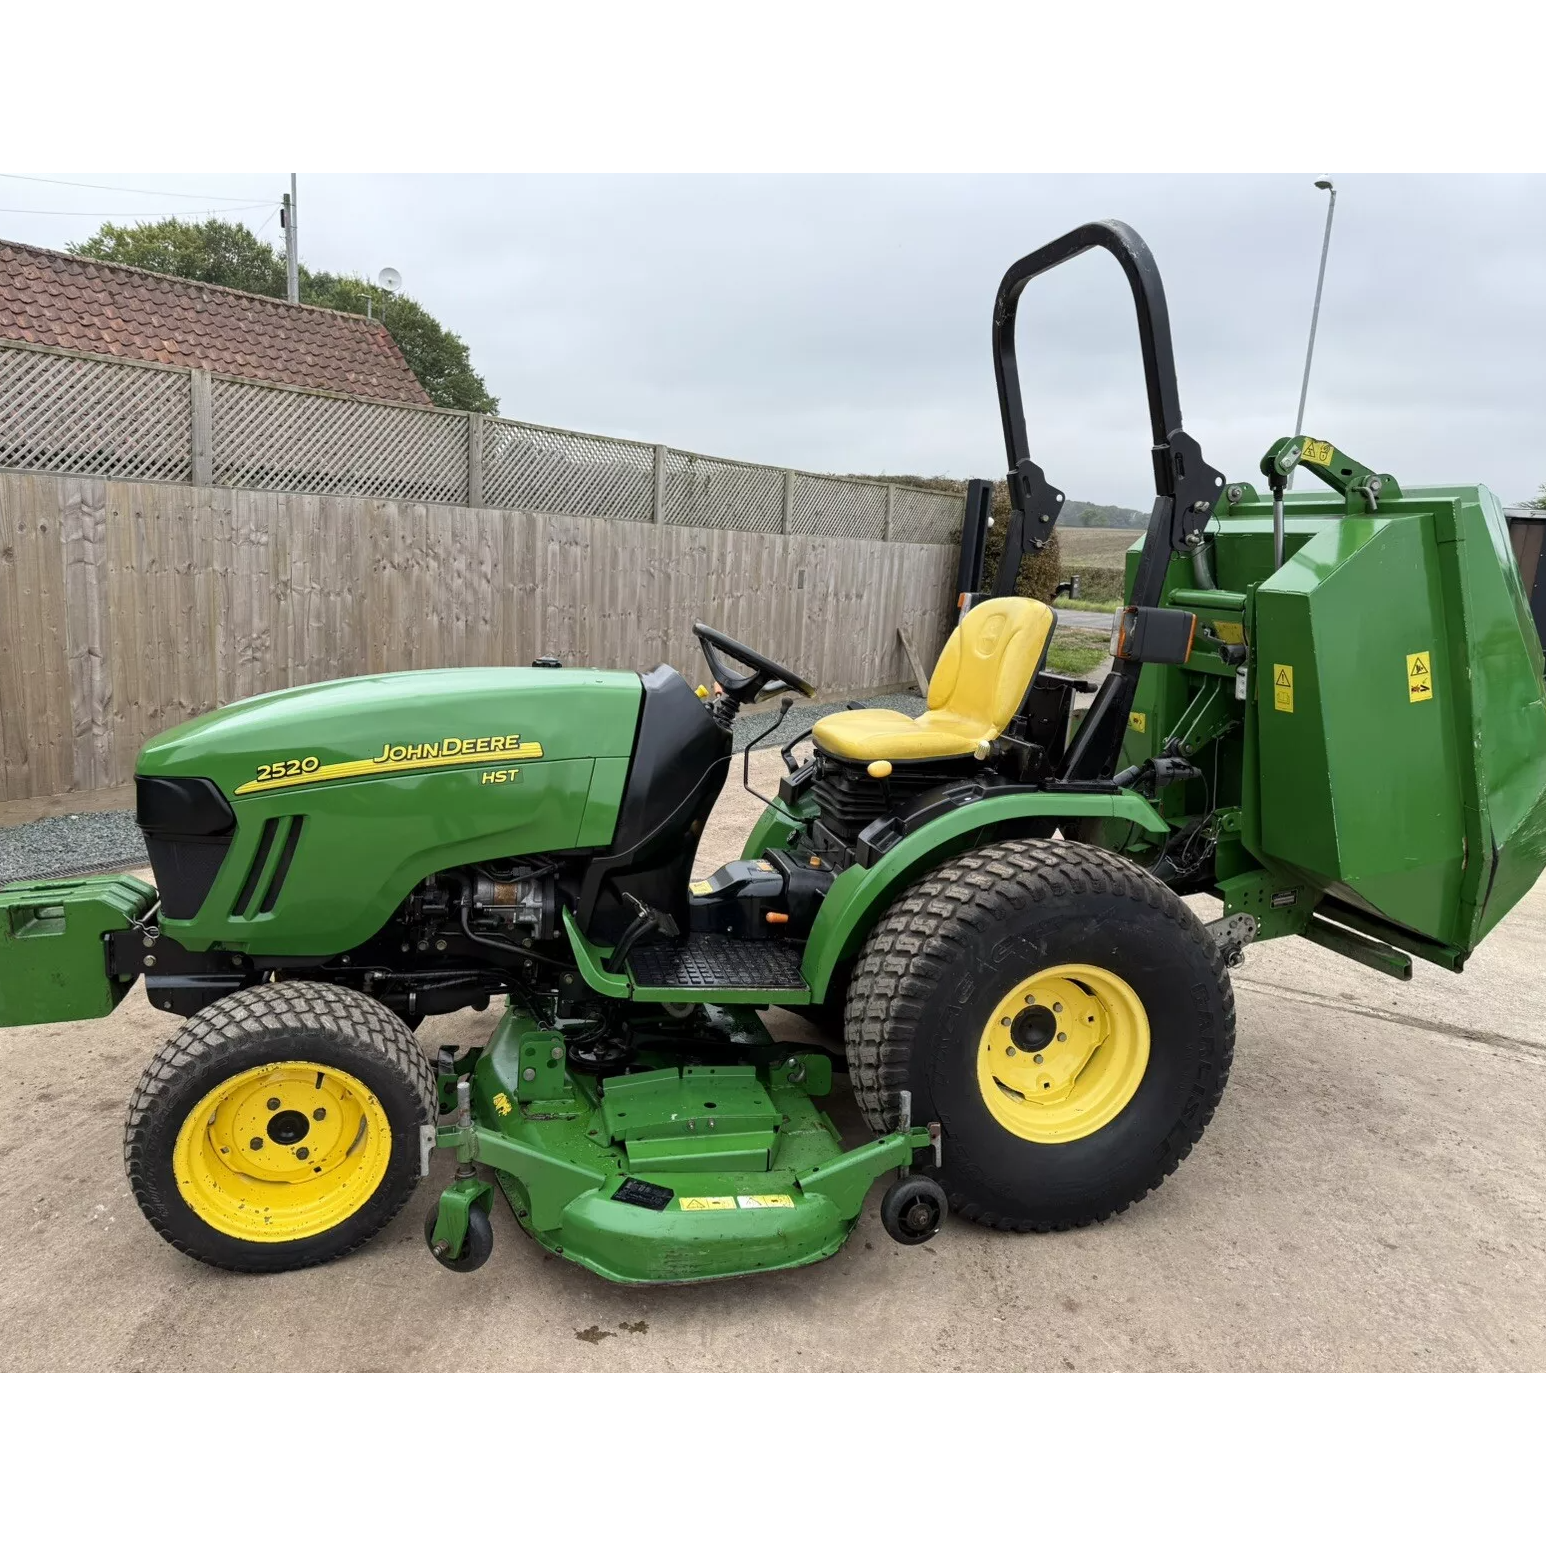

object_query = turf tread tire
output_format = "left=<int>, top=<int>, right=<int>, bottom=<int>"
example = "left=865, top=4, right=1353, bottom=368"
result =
left=844, top=838, right=1235, bottom=1233
left=125, top=980, right=435, bottom=1273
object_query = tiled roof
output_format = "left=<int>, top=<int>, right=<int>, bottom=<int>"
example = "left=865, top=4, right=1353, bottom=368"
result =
left=0, top=238, right=432, bottom=405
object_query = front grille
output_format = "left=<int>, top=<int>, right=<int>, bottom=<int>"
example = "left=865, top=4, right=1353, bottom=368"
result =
left=143, top=835, right=232, bottom=920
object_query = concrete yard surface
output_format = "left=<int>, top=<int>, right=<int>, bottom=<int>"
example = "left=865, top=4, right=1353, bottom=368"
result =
left=3, top=748, right=1544, bottom=1371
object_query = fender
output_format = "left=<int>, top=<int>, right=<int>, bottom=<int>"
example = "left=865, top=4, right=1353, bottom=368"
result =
left=799, top=790, right=1168, bottom=1000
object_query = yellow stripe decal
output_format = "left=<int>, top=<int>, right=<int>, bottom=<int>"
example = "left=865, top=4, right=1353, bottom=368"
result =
left=234, top=742, right=544, bottom=795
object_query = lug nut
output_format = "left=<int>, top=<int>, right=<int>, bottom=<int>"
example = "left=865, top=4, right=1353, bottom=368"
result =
left=1053, top=1002, right=1063, bottom=1013
left=1056, top=1031, right=1067, bottom=1042
left=295, top=1147, right=309, bottom=1160
left=249, top=1137, right=263, bottom=1150
left=313, top=1108, right=326, bottom=1120
left=1033, top=1053, right=1044, bottom=1064
left=1005, top=1046, right=1017, bottom=1058
left=267, top=1097, right=281, bottom=1110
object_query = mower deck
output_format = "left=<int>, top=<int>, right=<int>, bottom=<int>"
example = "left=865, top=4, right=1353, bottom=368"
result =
left=430, top=1003, right=933, bottom=1283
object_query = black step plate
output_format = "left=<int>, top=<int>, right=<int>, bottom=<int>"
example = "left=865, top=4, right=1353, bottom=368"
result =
left=630, top=937, right=808, bottom=991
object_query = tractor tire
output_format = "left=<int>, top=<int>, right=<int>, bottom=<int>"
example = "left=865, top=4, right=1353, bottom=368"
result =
left=844, top=838, right=1234, bottom=1232
left=125, top=980, right=435, bottom=1273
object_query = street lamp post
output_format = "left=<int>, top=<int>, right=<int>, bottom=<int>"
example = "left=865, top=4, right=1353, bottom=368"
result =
left=1289, top=178, right=1337, bottom=487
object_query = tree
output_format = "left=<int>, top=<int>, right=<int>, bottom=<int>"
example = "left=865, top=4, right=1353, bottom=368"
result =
left=69, top=218, right=497, bottom=413
left=1531, top=485, right=1546, bottom=511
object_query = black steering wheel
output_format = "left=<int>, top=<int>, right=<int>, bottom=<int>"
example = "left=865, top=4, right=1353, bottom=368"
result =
left=692, top=622, right=816, bottom=705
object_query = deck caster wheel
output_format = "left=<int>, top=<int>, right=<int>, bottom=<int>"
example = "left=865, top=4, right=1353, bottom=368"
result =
left=425, top=1204, right=494, bottom=1272
left=881, top=1175, right=948, bottom=1245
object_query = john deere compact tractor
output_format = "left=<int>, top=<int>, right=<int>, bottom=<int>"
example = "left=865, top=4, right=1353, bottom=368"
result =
left=4, top=221, right=1544, bottom=1282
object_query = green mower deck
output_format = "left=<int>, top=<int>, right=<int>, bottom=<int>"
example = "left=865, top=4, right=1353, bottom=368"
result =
left=427, top=1005, right=933, bottom=1283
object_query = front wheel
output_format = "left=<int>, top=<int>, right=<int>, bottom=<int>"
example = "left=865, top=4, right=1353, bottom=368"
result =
left=845, top=839, right=1234, bottom=1232
left=125, top=981, right=435, bottom=1272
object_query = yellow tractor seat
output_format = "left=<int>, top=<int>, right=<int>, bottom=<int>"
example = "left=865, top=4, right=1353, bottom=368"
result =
left=812, top=596, right=1057, bottom=764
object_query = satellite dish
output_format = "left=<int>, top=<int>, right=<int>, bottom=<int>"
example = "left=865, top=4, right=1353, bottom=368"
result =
left=378, top=267, right=402, bottom=294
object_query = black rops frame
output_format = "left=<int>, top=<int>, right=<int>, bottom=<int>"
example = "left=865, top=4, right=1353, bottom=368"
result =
left=990, top=220, right=1224, bottom=783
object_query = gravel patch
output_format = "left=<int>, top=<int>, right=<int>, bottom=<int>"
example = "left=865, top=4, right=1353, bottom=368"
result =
left=0, top=810, right=147, bottom=885
left=732, top=690, right=924, bottom=753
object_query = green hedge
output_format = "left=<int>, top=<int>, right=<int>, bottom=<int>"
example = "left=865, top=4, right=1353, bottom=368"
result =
left=1065, top=563, right=1127, bottom=604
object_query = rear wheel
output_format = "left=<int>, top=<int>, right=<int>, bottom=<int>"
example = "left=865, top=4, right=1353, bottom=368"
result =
left=845, top=839, right=1233, bottom=1231
left=125, top=981, right=434, bottom=1272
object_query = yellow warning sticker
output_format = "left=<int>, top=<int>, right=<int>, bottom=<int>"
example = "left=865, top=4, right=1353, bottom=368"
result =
left=1407, top=650, right=1434, bottom=703
left=1273, top=664, right=1294, bottom=713
left=492, top=1092, right=513, bottom=1116
left=679, top=1196, right=736, bottom=1211
left=737, top=1194, right=795, bottom=1209
left=1214, top=620, right=1245, bottom=646
left=1128, top=712, right=1147, bottom=733
left=1300, top=438, right=1334, bottom=468
left=688, top=879, right=712, bottom=896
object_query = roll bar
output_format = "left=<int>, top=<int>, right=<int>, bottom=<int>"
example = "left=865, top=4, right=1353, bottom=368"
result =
left=989, top=220, right=1224, bottom=782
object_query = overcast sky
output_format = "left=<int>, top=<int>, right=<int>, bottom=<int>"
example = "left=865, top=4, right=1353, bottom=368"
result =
left=5, top=174, right=1542, bottom=507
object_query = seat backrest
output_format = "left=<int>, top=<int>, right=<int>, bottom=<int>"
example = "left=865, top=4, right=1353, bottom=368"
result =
left=926, top=596, right=1056, bottom=734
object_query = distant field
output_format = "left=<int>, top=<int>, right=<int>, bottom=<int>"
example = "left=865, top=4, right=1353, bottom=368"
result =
left=1058, top=527, right=1140, bottom=565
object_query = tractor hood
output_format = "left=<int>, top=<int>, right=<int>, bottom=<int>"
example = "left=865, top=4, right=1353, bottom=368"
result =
left=133, top=668, right=646, bottom=954
left=138, top=667, right=643, bottom=796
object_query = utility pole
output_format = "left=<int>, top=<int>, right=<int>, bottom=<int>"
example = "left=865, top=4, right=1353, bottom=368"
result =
left=1289, top=178, right=1337, bottom=487
left=281, top=173, right=299, bottom=304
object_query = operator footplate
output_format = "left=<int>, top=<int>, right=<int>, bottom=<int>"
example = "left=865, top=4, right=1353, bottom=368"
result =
left=629, top=936, right=808, bottom=991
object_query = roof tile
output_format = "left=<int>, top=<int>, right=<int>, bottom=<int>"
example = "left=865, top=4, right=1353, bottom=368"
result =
left=0, top=238, right=431, bottom=406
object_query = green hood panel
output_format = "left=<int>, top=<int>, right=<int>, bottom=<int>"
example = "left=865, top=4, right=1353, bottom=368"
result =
left=138, top=668, right=643, bottom=956
left=140, top=668, right=642, bottom=786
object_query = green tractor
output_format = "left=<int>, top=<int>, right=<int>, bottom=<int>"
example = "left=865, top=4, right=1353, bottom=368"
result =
left=4, top=220, right=1544, bottom=1284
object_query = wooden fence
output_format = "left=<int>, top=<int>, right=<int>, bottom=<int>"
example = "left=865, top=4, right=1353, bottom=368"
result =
left=0, top=470, right=955, bottom=800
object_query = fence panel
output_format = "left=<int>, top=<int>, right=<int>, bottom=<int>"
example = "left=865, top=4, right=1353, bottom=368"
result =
left=211, top=376, right=470, bottom=503
left=482, top=417, right=655, bottom=520
left=889, top=484, right=965, bottom=546
left=0, top=340, right=967, bottom=543
left=0, top=470, right=957, bottom=799
left=661, top=449, right=784, bottom=531
left=0, top=345, right=191, bottom=483
left=790, top=474, right=886, bottom=540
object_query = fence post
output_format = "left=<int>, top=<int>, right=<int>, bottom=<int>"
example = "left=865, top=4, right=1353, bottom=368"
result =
left=189, top=368, right=212, bottom=486
left=652, top=444, right=667, bottom=524
left=782, top=470, right=795, bottom=535
left=884, top=484, right=894, bottom=542
left=466, top=414, right=484, bottom=507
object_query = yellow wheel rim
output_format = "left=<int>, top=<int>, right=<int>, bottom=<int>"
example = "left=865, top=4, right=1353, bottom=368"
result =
left=173, top=1061, right=391, bottom=1242
left=976, top=964, right=1150, bottom=1144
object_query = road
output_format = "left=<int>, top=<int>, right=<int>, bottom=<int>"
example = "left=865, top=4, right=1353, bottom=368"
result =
left=3, top=747, right=1544, bottom=1371
left=1055, top=607, right=1116, bottom=632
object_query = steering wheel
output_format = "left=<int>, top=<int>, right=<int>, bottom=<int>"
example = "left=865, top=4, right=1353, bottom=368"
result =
left=692, top=622, right=816, bottom=705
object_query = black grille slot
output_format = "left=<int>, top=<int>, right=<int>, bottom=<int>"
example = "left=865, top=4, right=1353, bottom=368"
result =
left=258, top=817, right=304, bottom=913
left=231, top=819, right=279, bottom=917
left=810, top=753, right=978, bottom=843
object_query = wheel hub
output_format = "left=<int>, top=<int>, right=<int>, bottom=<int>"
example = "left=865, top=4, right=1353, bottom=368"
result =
left=172, top=1061, right=390, bottom=1242
left=976, top=965, right=1150, bottom=1144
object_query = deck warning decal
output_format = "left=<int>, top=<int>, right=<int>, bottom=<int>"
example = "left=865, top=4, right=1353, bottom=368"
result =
left=1300, top=438, right=1335, bottom=468
left=679, top=1196, right=736, bottom=1211
left=1273, top=664, right=1294, bottom=713
left=737, top=1194, right=794, bottom=1209
left=1407, top=651, right=1433, bottom=703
